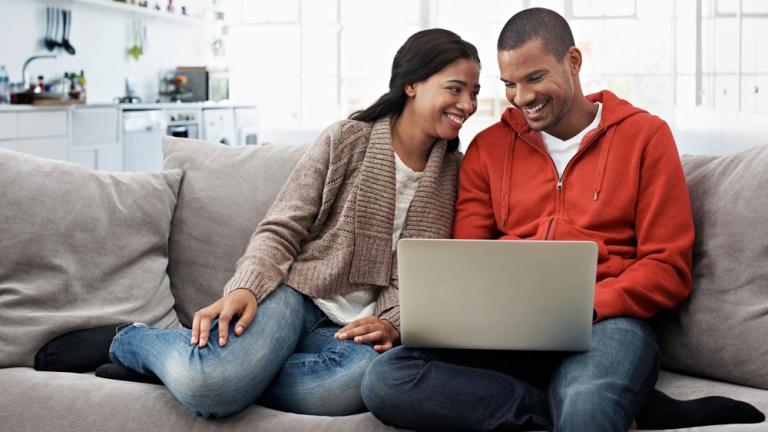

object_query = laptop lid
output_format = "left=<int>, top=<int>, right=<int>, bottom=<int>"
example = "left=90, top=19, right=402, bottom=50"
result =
left=397, top=239, right=597, bottom=351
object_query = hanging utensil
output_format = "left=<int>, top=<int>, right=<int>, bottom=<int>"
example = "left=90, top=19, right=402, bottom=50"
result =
left=128, top=19, right=144, bottom=60
left=44, top=6, right=56, bottom=51
left=51, top=7, right=62, bottom=50
left=61, top=9, right=76, bottom=55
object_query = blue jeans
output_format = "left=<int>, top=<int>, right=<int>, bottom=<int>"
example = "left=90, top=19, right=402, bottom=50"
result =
left=109, top=284, right=379, bottom=418
left=362, top=317, right=659, bottom=432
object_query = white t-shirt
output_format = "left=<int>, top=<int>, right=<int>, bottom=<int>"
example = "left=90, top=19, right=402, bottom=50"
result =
left=312, top=151, right=423, bottom=325
left=541, top=102, right=602, bottom=177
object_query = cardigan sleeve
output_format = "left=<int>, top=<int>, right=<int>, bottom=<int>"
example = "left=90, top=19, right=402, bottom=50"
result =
left=375, top=284, right=401, bottom=332
left=223, top=124, right=339, bottom=303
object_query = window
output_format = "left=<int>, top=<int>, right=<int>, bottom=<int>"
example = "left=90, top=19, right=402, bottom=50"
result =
left=223, top=0, right=768, bottom=142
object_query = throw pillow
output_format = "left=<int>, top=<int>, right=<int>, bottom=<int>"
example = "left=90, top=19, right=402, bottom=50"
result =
left=655, top=144, right=768, bottom=389
left=163, top=137, right=309, bottom=326
left=0, top=149, right=182, bottom=368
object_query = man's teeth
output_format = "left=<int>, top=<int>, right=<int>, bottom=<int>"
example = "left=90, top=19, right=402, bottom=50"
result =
left=446, top=114, right=465, bottom=125
left=525, top=102, right=546, bottom=114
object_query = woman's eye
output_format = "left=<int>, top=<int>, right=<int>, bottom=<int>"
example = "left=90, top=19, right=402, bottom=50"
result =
left=447, top=87, right=460, bottom=94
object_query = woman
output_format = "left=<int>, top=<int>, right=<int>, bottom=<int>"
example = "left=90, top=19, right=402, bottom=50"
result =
left=35, top=28, right=482, bottom=418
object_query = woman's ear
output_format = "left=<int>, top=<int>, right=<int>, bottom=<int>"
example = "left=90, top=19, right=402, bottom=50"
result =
left=404, top=83, right=417, bottom=97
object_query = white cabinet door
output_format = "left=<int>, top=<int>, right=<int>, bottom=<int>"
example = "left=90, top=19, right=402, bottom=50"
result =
left=17, top=110, right=68, bottom=138
left=19, top=137, right=69, bottom=161
left=70, top=149, right=97, bottom=170
left=0, top=113, right=17, bottom=141
left=73, top=107, right=120, bottom=147
left=97, top=144, right=124, bottom=172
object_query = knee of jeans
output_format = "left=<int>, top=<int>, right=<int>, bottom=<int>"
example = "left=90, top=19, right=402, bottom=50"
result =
left=361, top=349, right=411, bottom=414
left=554, top=382, right=625, bottom=425
left=267, top=284, right=305, bottom=310
left=280, top=380, right=368, bottom=416
left=164, top=359, right=253, bottom=418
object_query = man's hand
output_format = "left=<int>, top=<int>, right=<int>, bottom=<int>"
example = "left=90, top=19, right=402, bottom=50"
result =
left=191, top=288, right=257, bottom=348
left=335, top=317, right=400, bottom=353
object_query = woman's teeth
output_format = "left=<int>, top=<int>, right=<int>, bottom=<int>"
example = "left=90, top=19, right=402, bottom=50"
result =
left=446, top=114, right=465, bottom=125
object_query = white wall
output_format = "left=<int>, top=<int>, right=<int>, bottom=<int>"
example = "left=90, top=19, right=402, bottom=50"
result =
left=0, top=0, right=207, bottom=103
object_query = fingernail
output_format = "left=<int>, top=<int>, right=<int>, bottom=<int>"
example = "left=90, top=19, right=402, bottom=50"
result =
left=219, top=337, right=225, bottom=346
left=236, top=326, right=243, bottom=335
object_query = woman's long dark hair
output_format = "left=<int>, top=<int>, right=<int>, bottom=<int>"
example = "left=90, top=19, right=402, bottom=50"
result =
left=349, top=28, right=480, bottom=153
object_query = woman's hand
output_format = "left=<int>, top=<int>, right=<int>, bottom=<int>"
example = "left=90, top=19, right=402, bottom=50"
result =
left=335, top=317, right=400, bottom=353
left=191, top=288, right=258, bottom=348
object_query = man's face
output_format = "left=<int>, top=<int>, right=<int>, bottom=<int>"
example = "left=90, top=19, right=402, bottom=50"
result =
left=498, top=38, right=577, bottom=134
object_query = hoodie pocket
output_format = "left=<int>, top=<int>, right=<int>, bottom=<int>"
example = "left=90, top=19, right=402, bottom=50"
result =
left=548, top=219, right=623, bottom=279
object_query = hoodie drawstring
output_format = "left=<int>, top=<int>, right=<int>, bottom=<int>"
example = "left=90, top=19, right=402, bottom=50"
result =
left=500, top=132, right=515, bottom=227
left=592, top=127, right=616, bottom=201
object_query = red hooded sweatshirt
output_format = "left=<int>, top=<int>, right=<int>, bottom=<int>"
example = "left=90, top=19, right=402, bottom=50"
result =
left=454, top=90, right=694, bottom=321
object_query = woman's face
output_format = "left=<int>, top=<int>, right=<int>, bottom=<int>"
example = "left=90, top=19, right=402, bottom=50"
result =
left=405, top=58, right=481, bottom=142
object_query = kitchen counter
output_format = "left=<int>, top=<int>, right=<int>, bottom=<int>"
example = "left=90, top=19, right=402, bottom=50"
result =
left=0, top=105, right=71, bottom=112
left=0, top=103, right=121, bottom=112
left=1, top=101, right=254, bottom=112
left=120, top=101, right=256, bottom=110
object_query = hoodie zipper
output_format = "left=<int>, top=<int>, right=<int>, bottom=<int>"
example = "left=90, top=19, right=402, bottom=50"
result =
left=518, top=129, right=606, bottom=240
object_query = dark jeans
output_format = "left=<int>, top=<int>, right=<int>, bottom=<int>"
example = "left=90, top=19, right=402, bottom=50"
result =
left=362, top=317, right=659, bottom=432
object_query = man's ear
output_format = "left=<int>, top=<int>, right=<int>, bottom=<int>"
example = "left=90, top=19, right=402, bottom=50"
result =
left=404, top=83, right=417, bottom=97
left=565, top=46, right=583, bottom=75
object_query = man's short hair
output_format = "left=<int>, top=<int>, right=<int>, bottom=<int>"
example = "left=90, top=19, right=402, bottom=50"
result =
left=497, top=8, right=575, bottom=61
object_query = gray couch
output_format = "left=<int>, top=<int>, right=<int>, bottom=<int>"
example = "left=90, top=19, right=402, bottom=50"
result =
left=1, top=136, right=766, bottom=432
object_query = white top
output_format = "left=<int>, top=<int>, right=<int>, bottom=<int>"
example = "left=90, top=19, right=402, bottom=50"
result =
left=541, top=102, right=602, bottom=177
left=313, top=151, right=423, bottom=325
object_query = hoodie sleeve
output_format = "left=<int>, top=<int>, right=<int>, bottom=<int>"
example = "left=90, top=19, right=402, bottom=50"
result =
left=453, top=138, right=498, bottom=239
left=593, top=122, right=694, bottom=321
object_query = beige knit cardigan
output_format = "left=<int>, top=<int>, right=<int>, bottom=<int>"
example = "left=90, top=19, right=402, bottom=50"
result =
left=223, top=116, right=460, bottom=330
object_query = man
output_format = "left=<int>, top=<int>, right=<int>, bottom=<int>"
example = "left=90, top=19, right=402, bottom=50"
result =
left=362, top=8, right=693, bottom=431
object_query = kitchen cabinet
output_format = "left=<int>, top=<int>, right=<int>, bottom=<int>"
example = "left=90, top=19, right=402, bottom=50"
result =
left=19, top=137, right=69, bottom=161
left=71, top=106, right=122, bottom=171
left=0, top=113, right=18, bottom=141
left=0, top=109, right=70, bottom=161
left=17, top=111, right=68, bottom=139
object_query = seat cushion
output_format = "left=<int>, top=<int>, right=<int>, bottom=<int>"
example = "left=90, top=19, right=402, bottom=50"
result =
left=654, top=144, right=768, bottom=389
left=163, top=137, right=309, bottom=326
left=0, top=149, right=182, bottom=368
left=1, top=367, right=765, bottom=431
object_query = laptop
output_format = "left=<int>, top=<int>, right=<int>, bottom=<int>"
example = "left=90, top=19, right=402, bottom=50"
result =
left=397, top=239, right=598, bottom=351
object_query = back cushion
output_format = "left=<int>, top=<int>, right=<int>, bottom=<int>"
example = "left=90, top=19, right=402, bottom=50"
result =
left=163, top=137, right=309, bottom=326
left=655, top=144, right=768, bottom=389
left=0, top=149, right=182, bottom=367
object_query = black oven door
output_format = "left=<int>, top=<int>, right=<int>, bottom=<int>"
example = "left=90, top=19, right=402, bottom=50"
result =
left=167, top=124, right=199, bottom=139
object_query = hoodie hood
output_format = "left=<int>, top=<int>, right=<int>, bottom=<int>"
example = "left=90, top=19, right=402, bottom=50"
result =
left=501, top=90, right=647, bottom=135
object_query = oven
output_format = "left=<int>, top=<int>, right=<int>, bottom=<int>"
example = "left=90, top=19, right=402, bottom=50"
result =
left=165, top=108, right=201, bottom=139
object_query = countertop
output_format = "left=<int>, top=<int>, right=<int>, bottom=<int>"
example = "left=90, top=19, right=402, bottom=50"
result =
left=0, top=101, right=256, bottom=112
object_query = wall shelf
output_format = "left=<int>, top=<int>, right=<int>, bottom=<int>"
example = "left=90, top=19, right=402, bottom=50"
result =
left=69, top=0, right=205, bottom=23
